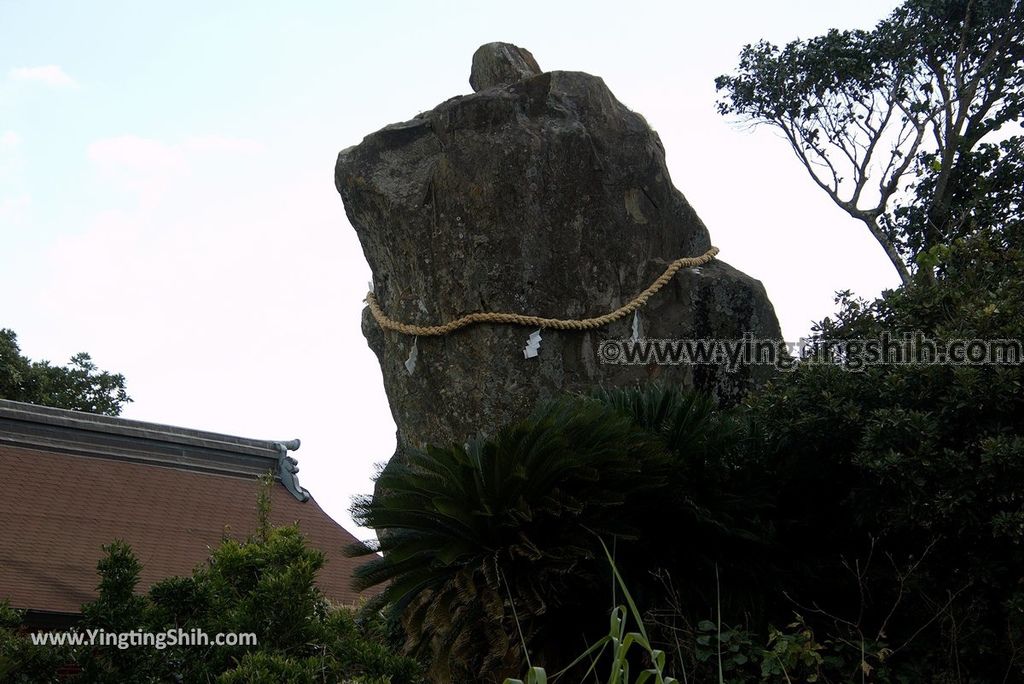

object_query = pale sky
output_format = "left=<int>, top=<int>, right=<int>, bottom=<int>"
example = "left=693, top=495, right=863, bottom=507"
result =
left=1, top=0, right=902, bottom=535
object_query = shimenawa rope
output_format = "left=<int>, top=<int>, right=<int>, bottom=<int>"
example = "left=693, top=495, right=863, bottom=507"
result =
left=365, top=246, right=719, bottom=336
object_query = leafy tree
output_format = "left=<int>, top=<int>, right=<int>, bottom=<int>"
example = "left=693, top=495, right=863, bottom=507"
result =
left=716, top=0, right=1023, bottom=283
left=0, top=328, right=131, bottom=415
left=896, top=134, right=1022, bottom=272
left=76, top=541, right=156, bottom=682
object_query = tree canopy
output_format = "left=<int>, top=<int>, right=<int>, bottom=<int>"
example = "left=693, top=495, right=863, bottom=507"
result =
left=716, top=0, right=1023, bottom=283
left=0, top=328, right=131, bottom=416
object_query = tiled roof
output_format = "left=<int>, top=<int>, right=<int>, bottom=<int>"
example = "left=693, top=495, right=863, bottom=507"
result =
left=0, top=400, right=376, bottom=614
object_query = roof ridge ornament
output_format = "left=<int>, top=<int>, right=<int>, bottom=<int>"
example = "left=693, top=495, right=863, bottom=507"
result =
left=273, top=439, right=310, bottom=502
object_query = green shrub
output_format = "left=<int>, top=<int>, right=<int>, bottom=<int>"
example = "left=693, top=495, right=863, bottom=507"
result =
left=741, top=224, right=1024, bottom=680
left=0, top=602, right=73, bottom=684
left=2, top=523, right=422, bottom=683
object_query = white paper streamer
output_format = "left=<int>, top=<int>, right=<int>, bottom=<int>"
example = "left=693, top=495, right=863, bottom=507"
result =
left=405, top=337, right=419, bottom=375
left=631, top=311, right=643, bottom=341
left=522, top=329, right=542, bottom=359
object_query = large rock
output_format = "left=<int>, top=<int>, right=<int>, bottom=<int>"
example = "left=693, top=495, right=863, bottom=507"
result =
left=336, top=44, right=781, bottom=453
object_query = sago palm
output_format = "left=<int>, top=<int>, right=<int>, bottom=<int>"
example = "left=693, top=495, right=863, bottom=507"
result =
left=349, top=386, right=774, bottom=682
left=350, top=398, right=669, bottom=681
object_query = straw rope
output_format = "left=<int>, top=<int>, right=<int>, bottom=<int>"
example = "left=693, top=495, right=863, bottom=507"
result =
left=364, top=246, right=719, bottom=336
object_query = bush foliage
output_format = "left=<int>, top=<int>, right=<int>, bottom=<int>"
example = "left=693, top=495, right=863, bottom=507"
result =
left=1, top=522, right=421, bottom=683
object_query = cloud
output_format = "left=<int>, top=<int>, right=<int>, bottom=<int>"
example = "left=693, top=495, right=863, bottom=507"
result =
left=84, top=133, right=265, bottom=210
left=0, top=193, right=31, bottom=225
left=88, top=134, right=263, bottom=169
left=182, top=135, right=264, bottom=155
left=0, top=131, right=20, bottom=149
left=9, top=65, right=78, bottom=88
left=88, top=135, right=187, bottom=172
left=87, top=136, right=188, bottom=209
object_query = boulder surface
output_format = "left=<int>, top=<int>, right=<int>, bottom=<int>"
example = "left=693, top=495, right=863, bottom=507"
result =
left=336, top=43, right=781, bottom=452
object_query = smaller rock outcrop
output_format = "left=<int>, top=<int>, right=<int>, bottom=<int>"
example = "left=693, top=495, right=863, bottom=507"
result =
left=469, top=42, right=542, bottom=92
